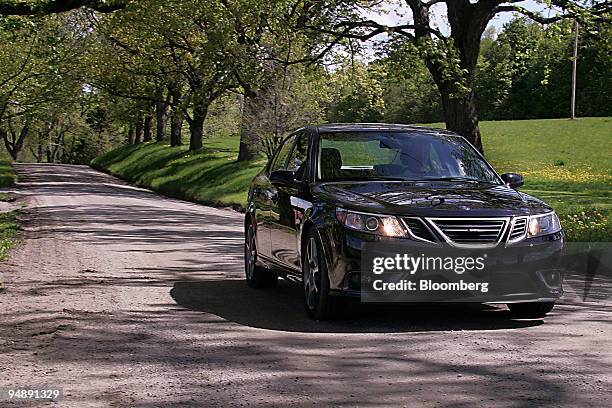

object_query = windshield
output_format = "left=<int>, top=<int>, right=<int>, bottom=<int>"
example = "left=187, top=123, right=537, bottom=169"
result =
left=317, top=131, right=501, bottom=184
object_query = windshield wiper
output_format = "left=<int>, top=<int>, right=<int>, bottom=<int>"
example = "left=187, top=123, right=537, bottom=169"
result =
left=335, top=176, right=409, bottom=182
left=421, top=177, right=483, bottom=183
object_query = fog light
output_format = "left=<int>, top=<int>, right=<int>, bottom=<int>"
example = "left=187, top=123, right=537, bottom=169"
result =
left=545, top=271, right=560, bottom=283
left=538, top=270, right=562, bottom=288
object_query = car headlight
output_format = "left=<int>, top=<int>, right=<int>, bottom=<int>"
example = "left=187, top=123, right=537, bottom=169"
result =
left=336, top=208, right=406, bottom=237
left=527, top=212, right=562, bottom=238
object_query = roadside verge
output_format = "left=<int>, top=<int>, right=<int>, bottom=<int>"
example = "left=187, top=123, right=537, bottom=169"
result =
left=0, top=159, right=16, bottom=188
left=90, top=140, right=265, bottom=212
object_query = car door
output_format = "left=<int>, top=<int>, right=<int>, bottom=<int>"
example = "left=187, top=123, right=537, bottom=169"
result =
left=270, top=130, right=311, bottom=271
left=258, top=133, right=299, bottom=260
left=250, top=170, right=274, bottom=259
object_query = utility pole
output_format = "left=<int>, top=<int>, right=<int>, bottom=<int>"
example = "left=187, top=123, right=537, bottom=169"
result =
left=571, top=20, right=579, bottom=120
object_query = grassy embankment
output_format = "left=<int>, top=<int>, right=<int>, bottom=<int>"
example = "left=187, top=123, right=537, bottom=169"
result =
left=0, top=159, right=16, bottom=189
left=91, top=137, right=266, bottom=211
left=0, top=159, right=20, bottom=261
left=92, top=117, right=611, bottom=241
left=0, top=210, right=20, bottom=261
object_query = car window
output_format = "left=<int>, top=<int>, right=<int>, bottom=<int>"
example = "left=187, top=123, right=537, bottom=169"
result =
left=286, top=132, right=309, bottom=180
left=271, top=134, right=297, bottom=172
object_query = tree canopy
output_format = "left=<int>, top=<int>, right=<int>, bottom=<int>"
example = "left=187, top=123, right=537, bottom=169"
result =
left=0, top=0, right=610, bottom=162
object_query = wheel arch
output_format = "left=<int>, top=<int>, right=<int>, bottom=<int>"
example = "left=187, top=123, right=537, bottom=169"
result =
left=300, top=219, right=316, bottom=264
left=299, top=216, right=336, bottom=278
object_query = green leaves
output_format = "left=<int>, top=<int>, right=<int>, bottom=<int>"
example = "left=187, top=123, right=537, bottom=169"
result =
left=328, top=62, right=386, bottom=123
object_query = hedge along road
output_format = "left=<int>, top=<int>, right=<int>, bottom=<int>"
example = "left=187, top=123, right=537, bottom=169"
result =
left=0, top=163, right=610, bottom=408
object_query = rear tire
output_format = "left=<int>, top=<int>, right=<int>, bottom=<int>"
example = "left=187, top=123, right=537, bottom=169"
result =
left=245, top=224, right=277, bottom=289
left=302, top=229, right=344, bottom=320
left=508, top=302, right=555, bottom=318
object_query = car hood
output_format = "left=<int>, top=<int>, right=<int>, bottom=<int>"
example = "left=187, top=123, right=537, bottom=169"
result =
left=312, top=180, right=552, bottom=217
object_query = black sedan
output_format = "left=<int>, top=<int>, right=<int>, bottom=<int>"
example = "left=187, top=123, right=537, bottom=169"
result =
left=244, top=124, right=564, bottom=320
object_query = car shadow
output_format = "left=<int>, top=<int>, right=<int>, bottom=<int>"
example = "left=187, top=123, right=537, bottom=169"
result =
left=170, top=278, right=543, bottom=333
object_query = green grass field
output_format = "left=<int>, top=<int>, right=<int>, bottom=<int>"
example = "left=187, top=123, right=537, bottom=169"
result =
left=480, top=118, right=611, bottom=241
left=92, top=117, right=611, bottom=241
left=0, top=160, right=16, bottom=187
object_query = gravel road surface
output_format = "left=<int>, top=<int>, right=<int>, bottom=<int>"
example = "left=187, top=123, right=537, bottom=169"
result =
left=1, top=164, right=610, bottom=407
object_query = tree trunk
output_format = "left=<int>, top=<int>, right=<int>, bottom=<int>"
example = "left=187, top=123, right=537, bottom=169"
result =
left=156, top=100, right=168, bottom=142
left=170, top=113, right=183, bottom=147
left=237, top=139, right=256, bottom=161
left=14, top=123, right=28, bottom=161
left=441, top=90, right=483, bottom=152
left=134, top=117, right=143, bottom=144
left=127, top=124, right=135, bottom=144
left=424, top=60, right=484, bottom=152
left=407, top=0, right=491, bottom=154
left=46, top=131, right=64, bottom=163
left=37, top=134, right=44, bottom=163
left=170, top=119, right=182, bottom=146
left=2, top=121, right=29, bottom=161
left=237, top=94, right=258, bottom=161
left=143, top=114, right=153, bottom=142
left=170, top=88, right=183, bottom=147
left=188, top=103, right=207, bottom=151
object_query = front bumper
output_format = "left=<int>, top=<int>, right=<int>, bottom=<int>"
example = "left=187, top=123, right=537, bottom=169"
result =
left=324, top=227, right=564, bottom=303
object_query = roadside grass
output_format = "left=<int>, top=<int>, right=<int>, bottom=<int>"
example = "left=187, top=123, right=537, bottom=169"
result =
left=93, top=117, right=611, bottom=241
left=0, top=160, right=16, bottom=187
left=0, top=210, right=20, bottom=261
left=91, top=136, right=266, bottom=211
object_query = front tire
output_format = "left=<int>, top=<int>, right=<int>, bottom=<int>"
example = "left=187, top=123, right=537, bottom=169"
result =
left=302, top=229, right=343, bottom=320
left=508, top=302, right=555, bottom=318
left=245, top=224, right=277, bottom=289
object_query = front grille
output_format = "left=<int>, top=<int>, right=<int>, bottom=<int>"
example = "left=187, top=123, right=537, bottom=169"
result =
left=509, top=217, right=528, bottom=242
left=402, top=217, right=437, bottom=242
left=427, top=218, right=508, bottom=247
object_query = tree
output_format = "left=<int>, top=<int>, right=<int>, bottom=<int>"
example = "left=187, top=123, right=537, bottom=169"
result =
left=0, top=13, right=88, bottom=160
left=1, top=116, right=29, bottom=160
left=476, top=16, right=612, bottom=120
left=90, top=0, right=257, bottom=151
left=217, top=0, right=321, bottom=161
left=302, top=0, right=611, bottom=153
left=243, top=64, right=328, bottom=159
left=328, top=62, right=386, bottom=123
left=370, top=40, right=444, bottom=124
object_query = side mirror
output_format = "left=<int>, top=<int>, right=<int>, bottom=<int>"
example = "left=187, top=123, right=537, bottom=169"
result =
left=501, top=173, right=524, bottom=189
left=270, top=170, right=296, bottom=187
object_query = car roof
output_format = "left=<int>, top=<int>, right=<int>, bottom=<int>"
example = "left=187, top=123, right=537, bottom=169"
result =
left=312, top=123, right=458, bottom=136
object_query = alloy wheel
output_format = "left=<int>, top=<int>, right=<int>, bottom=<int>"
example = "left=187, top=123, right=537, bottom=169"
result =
left=304, top=237, right=320, bottom=310
left=245, top=226, right=256, bottom=281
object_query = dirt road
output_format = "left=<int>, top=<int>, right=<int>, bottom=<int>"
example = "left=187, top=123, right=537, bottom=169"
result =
left=1, top=164, right=611, bottom=407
